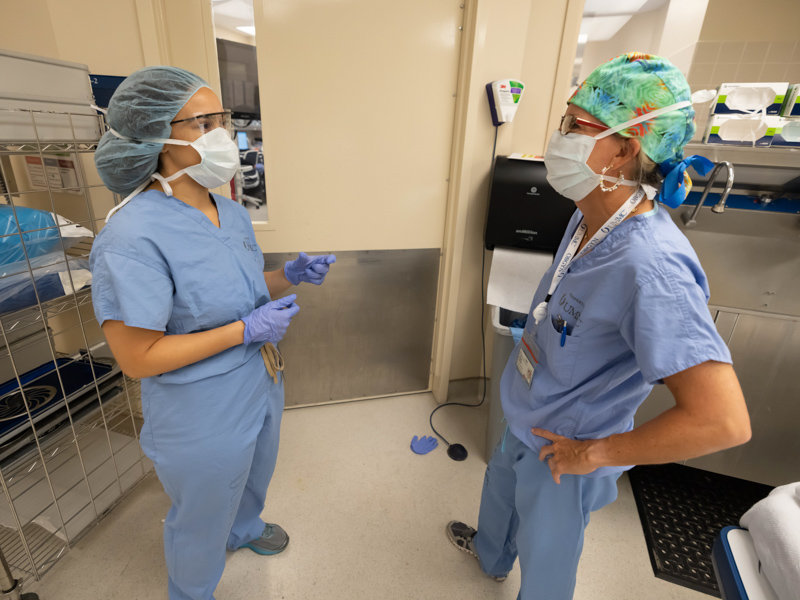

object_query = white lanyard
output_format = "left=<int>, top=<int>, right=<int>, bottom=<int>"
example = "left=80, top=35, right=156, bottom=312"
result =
left=532, top=187, right=646, bottom=325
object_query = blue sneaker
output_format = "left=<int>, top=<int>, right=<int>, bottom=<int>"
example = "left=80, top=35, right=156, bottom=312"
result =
left=238, top=523, right=289, bottom=555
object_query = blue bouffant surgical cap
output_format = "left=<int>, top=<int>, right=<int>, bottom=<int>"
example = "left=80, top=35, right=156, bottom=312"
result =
left=94, top=66, right=209, bottom=197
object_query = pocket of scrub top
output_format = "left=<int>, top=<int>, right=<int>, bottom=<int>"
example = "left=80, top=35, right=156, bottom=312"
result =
left=538, top=316, right=582, bottom=388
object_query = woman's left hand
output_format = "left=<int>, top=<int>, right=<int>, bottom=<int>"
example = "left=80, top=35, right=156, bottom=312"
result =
left=284, top=252, right=337, bottom=286
left=532, top=428, right=600, bottom=484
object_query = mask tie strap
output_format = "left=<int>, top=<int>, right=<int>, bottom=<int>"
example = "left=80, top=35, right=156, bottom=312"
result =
left=105, top=178, right=151, bottom=222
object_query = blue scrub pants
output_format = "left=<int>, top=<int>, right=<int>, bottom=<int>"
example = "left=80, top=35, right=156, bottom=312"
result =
left=140, top=351, right=284, bottom=600
left=473, top=431, right=620, bottom=600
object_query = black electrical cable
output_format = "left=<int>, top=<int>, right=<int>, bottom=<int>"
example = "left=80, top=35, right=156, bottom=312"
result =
left=430, top=125, right=499, bottom=461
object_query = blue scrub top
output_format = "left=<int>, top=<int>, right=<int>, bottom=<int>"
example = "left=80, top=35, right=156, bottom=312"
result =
left=500, top=202, right=732, bottom=477
left=89, top=190, right=270, bottom=385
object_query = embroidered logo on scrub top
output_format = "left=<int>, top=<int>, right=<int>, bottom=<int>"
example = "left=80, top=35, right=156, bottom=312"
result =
left=243, top=239, right=259, bottom=252
left=558, top=292, right=585, bottom=328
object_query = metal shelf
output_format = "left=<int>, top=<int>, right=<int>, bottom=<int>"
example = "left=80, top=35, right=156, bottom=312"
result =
left=0, top=141, right=101, bottom=156
left=0, top=288, right=93, bottom=333
left=685, top=143, right=800, bottom=169
left=0, top=96, right=147, bottom=586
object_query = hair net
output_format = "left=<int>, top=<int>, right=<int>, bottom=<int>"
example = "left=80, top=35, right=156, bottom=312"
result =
left=568, top=52, right=695, bottom=170
left=94, top=66, right=209, bottom=197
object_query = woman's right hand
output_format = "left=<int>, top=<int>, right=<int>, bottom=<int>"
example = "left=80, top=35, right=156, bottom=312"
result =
left=241, top=295, right=300, bottom=345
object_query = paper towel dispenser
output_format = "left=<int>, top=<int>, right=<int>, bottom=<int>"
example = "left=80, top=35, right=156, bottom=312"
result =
left=485, top=156, right=576, bottom=252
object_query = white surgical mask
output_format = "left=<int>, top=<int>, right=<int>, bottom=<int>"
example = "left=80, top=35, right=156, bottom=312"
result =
left=544, top=90, right=716, bottom=202
left=543, top=130, right=636, bottom=201
left=152, top=127, right=240, bottom=193
left=106, top=126, right=240, bottom=221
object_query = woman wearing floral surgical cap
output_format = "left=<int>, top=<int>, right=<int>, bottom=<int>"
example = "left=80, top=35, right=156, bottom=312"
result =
left=446, top=53, right=751, bottom=599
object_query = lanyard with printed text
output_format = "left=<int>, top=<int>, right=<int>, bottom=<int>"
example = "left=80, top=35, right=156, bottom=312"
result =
left=532, top=187, right=646, bottom=325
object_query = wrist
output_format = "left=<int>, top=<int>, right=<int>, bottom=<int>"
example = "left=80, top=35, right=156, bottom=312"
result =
left=586, top=436, right=612, bottom=470
left=284, top=261, right=301, bottom=286
left=235, top=320, right=247, bottom=346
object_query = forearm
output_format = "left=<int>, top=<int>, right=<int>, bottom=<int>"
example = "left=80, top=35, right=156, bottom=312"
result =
left=589, top=403, right=749, bottom=469
left=264, top=268, right=293, bottom=297
left=123, top=321, right=245, bottom=379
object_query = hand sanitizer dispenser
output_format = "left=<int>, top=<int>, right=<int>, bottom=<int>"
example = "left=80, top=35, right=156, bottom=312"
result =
left=487, top=80, right=525, bottom=126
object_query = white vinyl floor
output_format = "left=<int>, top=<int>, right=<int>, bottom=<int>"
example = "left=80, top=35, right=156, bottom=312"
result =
left=27, top=392, right=708, bottom=600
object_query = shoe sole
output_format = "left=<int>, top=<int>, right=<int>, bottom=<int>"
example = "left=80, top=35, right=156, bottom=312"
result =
left=239, top=535, right=290, bottom=556
left=445, top=522, right=506, bottom=582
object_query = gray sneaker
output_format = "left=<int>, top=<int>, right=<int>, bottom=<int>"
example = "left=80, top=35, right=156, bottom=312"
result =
left=446, top=521, right=506, bottom=582
left=238, top=523, right=289, bottom=555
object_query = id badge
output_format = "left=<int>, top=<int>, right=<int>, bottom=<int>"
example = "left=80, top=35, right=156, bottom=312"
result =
left=515, top=329, right=540, bottom=389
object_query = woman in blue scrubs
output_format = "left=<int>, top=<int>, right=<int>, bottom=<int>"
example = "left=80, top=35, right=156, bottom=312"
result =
left=447, top=53, right=752, bottom=599
left=90, top=67, right=335, bottom=600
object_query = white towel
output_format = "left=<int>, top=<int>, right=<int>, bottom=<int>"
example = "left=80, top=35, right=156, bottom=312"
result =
left=740, top=482, right=800, bottom=600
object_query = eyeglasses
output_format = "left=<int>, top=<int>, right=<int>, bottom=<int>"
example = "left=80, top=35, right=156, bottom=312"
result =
left=170, top=111, right=232, bottom=134
left=559, top=114, right=610, bottom=136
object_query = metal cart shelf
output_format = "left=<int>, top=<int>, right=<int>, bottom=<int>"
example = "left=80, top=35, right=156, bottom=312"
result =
left=0, top=103, right=151, bottom=589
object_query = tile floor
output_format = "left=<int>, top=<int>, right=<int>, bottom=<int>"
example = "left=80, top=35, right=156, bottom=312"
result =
left=27, top=392, right=708, bottom=600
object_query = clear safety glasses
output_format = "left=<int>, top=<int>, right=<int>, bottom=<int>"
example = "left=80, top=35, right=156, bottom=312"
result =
left=559, top=114, right=610, bottom=136
left=170, top=110, right=233, bottom=137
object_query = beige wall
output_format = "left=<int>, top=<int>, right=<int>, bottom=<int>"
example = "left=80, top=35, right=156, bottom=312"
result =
left=446, top=0, right=583, bottom=381
left=252, top=0, right=463, bottom=253
left=699, top=0, right=800, bottom=42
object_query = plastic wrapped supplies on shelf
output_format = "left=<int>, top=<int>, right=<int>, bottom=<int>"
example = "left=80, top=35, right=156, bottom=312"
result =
left=0, top=205, right=94, bottom=315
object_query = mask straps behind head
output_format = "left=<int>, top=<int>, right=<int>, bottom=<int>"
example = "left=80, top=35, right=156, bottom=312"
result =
left=103, top=129, right=194, bottom=222
left=594, top=90, right=715, bottom=141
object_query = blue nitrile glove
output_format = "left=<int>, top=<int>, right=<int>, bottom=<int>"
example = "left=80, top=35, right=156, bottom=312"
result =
left=410, top=435, right=439, bottom=455
left=284, top=252, right=337, bottom=286
left=241, top=295, right=300, bottom=345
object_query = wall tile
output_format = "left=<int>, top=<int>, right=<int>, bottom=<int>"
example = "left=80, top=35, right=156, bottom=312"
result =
left=743, top=41, right=770, bottom=63
left=736, top=63, right=763, bottom=82
left=694, top=41, right=722, bottom=64
left=784, top=63, right=800, bottom=83
left=689, top=63, right=715, bottom=87
left=712, top=63, right=739, bottom=85
left=760, top=63, right=789, bottom=82
left=718, top=41, right=746, bottom=64
left=766, top=41, right=796, bottom=63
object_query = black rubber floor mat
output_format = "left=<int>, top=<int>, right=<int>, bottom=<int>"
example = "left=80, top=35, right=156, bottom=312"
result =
left=628, top=463, right=773, bottom=597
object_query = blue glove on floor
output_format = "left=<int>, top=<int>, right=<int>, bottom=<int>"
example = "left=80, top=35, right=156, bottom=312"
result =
left=411, top=435, right=439, bottom=455
left=242, top=295, right=300, bottom=345
left=284, top=252, right=337, bottom=286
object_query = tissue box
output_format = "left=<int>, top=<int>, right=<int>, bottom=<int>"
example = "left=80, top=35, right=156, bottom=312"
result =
left=779, top=84, right=800, bottom=117
left=703, top=114, right=780, bottom=147
left=713, top=82, right=789, bottom=115
left=771, top=117, right=800, bottom=147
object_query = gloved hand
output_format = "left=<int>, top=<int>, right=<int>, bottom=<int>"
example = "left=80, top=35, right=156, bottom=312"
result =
left=241, top=295, right=300, bottom=345
left=284, top=252, right=337, bottom=286
left=410, top=435, right=439, bottom=455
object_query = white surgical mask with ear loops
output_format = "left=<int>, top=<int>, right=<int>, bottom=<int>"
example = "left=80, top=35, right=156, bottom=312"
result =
left=544, top=90, right=715, bottom=202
